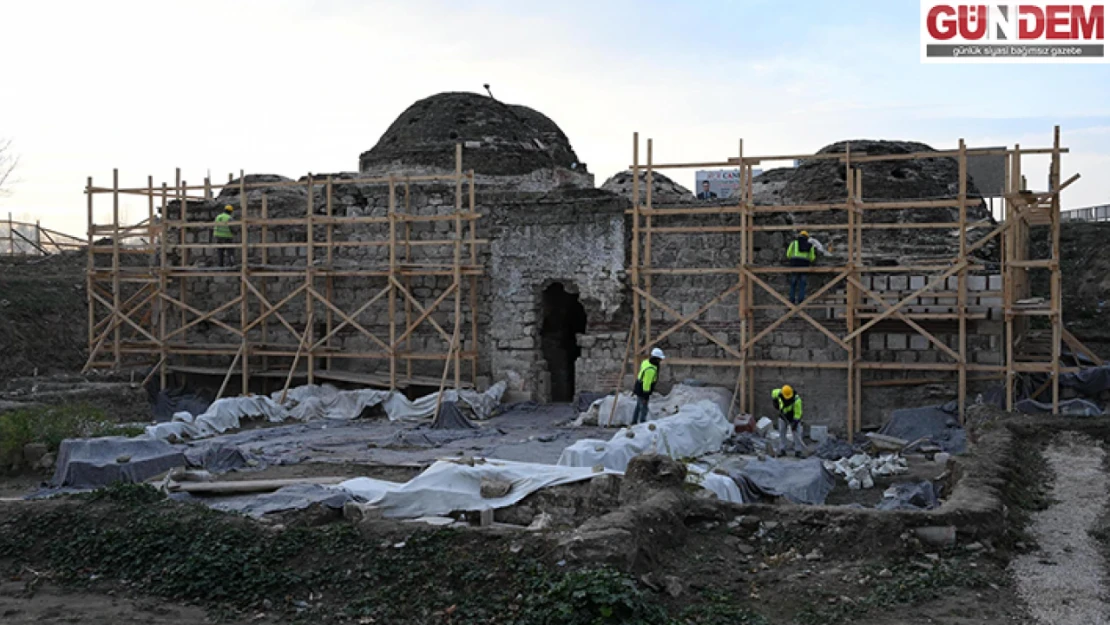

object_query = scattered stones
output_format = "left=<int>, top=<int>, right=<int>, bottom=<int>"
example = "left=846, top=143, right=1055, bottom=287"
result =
left=737, top=542, right=756, bottom=555
left=805, top=549, right=823, bottom=561
left=877, top=568, right=893, bottom=578
left=115, top=455, right=131, bottom=464
left=965, top=541, right=985, bottom=552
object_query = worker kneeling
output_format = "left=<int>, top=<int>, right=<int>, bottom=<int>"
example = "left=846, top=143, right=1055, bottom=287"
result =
left=631, top=348, right=665, bottom=425
left=771, top=384, right=807, bottom=458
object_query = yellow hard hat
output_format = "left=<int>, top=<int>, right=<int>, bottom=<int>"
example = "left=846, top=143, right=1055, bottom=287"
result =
left=782, top=385, right=794, bottom=399
left=799, top=230, right=809, bottom=237
left=224, top=204, right=234, bottom=212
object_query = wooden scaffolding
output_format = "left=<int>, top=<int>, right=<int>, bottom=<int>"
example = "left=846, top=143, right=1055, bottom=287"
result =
left=627, top=127, right=1099, bottom=438
left=1, top=213, right=86, bottom=256
left=85, top=146, right=482, bottom=398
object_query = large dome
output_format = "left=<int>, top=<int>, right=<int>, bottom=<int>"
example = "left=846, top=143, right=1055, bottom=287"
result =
left=359, top=92, right=587, bottom=177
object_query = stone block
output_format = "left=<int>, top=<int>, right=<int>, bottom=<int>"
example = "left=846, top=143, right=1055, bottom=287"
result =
left=898, top=351, right=917, bottom=364
left=968, top=275, right=987, bottom=291
left=889, top=276, right=908, bottom=291
left=790, top=348, right=809, bottom=361
left=770, top=346, right=791, bottom=361
left=887, top=334, right=908, bottom=350
left=782, top=332, right=803, bottom=348
left=918, top=351, right=938, bottom=364
left=873, top=276, right=888, bottom=291
left=869, top=334, right=885, bottom=351
left=809, top=425, right=829, bottom=444
left=910, top=335, right=929, bottom=350
left=988, top=274, right=1002, bottom=291
left=910, top=276, right=926, bottom=290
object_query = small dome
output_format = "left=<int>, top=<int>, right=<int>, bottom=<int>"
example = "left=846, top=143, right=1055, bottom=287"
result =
left=359, top=92, right=586, bottom=177
left=601, top=170, right=695, bottom=205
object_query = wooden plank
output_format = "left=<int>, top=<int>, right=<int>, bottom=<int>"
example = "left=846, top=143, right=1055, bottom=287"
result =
left=169, top=477, right=348, bottom=494
left=957, top=139, right=968, bottom=425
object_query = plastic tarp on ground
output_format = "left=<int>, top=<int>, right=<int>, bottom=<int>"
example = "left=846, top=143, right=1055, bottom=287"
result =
left=881, top=403, right=968, bottom=454
left=1059, top=365, right=1110, bottom=398
left=144, top=382, right=507, bottom=442
left=558, top=399, right=733, bottom=472
left=721, top=456, right=836, bottom=505
left=185, top=484, right=354, bottom=518
left=559, top=399, right=742, bottom=503
left=51, top=437, right=186, bottom=488
left=1015, top=397, right=1104, bottom=416
left=574, top=385, right=733, bottom=428
left=876, top=481, right=940, bottom=511
left=338, top=458, right=617, bottom=519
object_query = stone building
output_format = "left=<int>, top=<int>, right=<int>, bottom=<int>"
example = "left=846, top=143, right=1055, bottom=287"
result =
left=166, top=91, right=1002, bottom=431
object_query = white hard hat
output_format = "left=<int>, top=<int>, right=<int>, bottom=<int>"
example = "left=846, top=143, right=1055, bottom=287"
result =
left=650, top=348, right=665, bottom=360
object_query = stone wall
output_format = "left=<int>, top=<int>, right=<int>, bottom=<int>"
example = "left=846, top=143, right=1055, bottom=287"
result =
left=161, top=179, right=1006, bottom=433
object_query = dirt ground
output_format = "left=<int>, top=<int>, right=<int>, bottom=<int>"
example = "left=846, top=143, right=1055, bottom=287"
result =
left=0, top=412, right=1088, bottom=624
left=0, top=579, right=216, bottom=625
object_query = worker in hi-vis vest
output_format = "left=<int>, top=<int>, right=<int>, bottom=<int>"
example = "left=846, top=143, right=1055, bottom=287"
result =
left=631, top=348, right=665, bottom=425
left=786, top=230, right=830, bottom=304
left=214, top=205, right=235, bottom=267
left=771, top=384, right=807, bottom=457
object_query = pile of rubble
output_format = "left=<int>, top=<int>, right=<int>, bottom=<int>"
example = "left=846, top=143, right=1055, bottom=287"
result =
left=824, top=453, right=909, bottom=490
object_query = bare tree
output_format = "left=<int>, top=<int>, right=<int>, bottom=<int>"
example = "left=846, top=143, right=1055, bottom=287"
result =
left=0, top=137, right=18, bottom=197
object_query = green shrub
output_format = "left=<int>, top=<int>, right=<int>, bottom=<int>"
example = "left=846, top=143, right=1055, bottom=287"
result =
left=0, top=403, right=127, bottom=466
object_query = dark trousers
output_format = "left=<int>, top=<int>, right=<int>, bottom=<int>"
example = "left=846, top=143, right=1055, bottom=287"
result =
left=217, top=245, right=235, bottom=267
left=789, top=273, right=807, bottom=304
left=788, top=259, right=811, bottom=304
left=631, top=395, right=650, bottom=425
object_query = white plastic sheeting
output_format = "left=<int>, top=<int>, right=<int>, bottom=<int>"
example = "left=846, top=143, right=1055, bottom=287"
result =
left=558, top=399, right=732, bottom=471
left=558, top=399, right=742, bottom=503
left=687, top=464, right=746, bottom=504
left=338, top=458, right=616, bottom=518
left=144, top=382, right=506, bottom=442
left=574, top=384, right=733, bottom=428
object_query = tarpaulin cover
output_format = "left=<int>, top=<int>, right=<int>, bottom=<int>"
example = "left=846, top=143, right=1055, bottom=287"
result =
left=876, top=481, right=940, bottom=511
left=557, top=399, right=733, bottom=472
left=183, top=441, right=256, bottom=473
left=1059, top=365, right=1110, bottom=398
left=51, top=437, right=186, bottom=488
left=431, top=402, right=477, bottom=430
left=881, top=403, right=968, bottom=454
left=575, top=385, right=733, bottom=428
left=723, top=456, right=836, bottom=505
left=686, top=464, right=747, bottom=503
left=1015, top=397, right=1104, bottom=416
left=150, top=388, right=211, bottom=423
left=203, top=484, right=352, bottom=518
left=338, top=458, right=617, bottom=519
left=144, top=382, right=507, bottom=442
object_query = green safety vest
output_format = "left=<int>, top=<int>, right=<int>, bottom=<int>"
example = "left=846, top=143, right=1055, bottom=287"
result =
left=772, top=389, right=803, bottom=421
left=786, top=238, right=816, bottom=263
left=634, top=360, right=658, bottom=397
left=214, top=213, right=233, bottom=239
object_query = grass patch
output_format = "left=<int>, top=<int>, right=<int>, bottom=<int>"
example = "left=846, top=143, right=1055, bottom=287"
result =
left=0, top=402, right=143, bottom=468
left=0, top=492, right=691, bottom=624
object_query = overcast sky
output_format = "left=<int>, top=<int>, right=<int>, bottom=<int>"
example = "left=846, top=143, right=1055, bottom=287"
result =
left=1, top=0, right=1108, bottom=232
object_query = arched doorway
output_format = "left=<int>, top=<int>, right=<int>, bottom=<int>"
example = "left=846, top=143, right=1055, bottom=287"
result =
left=541, top=283, right=587, bottom=402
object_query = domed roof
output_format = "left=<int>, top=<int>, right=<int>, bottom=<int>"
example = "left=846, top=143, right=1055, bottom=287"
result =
left=359, top=92, right=587, bottom=177
left=601, top=170, right=695, bottom=205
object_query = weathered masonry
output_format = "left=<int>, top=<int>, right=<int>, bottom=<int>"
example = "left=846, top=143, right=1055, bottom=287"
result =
left=84, top=93, right=1100, bottom=434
